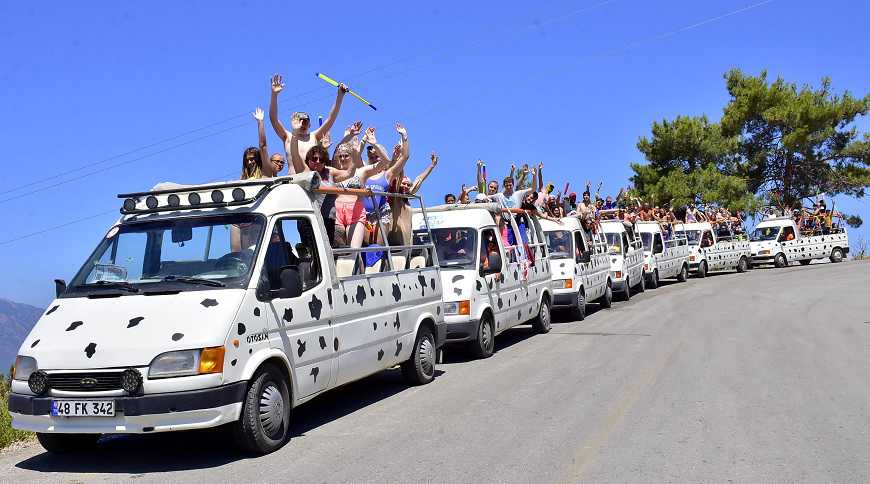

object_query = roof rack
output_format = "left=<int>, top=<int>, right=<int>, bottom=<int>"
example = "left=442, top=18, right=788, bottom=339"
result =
left=117, top=172, right=321, bottom=215
left=413, top=203, right=502, bottom=214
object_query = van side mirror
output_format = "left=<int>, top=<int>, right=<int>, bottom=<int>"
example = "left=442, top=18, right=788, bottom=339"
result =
left=279, top=266, right=303, bottom=299
left=54, top=279, right=67, bottom=298
left=171, top=225, right=193, bottom=243
left=483, top=252, right=503, bottom=275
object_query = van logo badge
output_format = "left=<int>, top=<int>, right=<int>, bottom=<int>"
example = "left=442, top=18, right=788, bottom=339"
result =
left=80, top=377, right=98, bottom=388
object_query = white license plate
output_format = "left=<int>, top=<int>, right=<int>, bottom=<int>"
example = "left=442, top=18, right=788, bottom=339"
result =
left=51, top=400, right=115, bottom=417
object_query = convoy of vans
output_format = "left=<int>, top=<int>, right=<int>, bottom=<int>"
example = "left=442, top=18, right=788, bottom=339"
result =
left=749, top=216, right=849, bottom=267
left=6, top=175, right=852, bottom=456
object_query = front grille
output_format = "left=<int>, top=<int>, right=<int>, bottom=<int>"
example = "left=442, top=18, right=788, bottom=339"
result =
left=48, top=372, right=123, bottom=392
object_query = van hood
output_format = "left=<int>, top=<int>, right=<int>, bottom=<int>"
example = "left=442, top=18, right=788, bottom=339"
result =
left=440, top=269, right=477, bottom=301
left=549, top=258, right=574, bottom=280
left=17, top=289, right=245, bottom=370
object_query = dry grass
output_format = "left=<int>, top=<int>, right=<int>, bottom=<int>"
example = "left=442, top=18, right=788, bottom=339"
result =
left=0, top=377, right=33, bottom=450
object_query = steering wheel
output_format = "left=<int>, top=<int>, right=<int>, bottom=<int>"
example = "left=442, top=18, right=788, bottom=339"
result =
left=216, top=251, right=249, bottom=273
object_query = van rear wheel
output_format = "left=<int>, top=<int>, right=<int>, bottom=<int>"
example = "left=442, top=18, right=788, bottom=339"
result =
left=468, top=314, right=495, bottom=359
left=677, top=264, right=688, bottom=282
left=599, top=283, right=613, bottom=309
left=401, top=326, right=436, bottom=385
left=532, top=296, right=552, bottom=333
left=233, top=363, right=291, bottom=455
left=830, top=248, right=844, bottom=263
left=647, top=270, right=659, bottom=289
left=570, top=290, right=586, bottom=321
left=37, top=433, right=100, bottom=454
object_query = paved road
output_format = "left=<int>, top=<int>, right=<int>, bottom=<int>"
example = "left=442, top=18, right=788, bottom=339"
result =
left=3, top=261, right=870, bottom=483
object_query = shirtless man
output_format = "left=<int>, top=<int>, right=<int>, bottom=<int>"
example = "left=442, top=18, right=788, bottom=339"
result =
left=269, top=73, right=348, bottom=170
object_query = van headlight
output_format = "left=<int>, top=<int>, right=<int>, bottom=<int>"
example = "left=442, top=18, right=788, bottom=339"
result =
left=12, top=355, right=37, bottom=381
left=444, top=300, right=470, bottom=315
left=148, top=347, right=225, bottom=379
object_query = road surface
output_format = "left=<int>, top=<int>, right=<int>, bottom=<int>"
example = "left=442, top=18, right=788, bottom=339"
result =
left=3, top=261, right=869, bottom=483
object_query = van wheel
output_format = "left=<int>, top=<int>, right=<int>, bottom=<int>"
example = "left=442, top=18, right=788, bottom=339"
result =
left=532, top=296, right=552, bottom=333
left=37, top=433, right=100, bottom=454
left=647, top=270, right=659, bottom=289
left=696, top=261, right=708, bottom=278
left=637, top=272, right=646, bottom=292
left=799, top=259, right=811, bottom=266
left=736, top=257, right=748, bottom=273
left=830, top=248, right=844, bottom=263
left=621, top=277, right=631, bottom=301
left=570, top=290, right=586, bottom=321
left=468, top=314, right=495, bottom=359
left=677, top=264, right=688, bottom=282
left=774, top=253, right=787, bottom=268
left=599, top=283, right=613, bottom=309
left=402, top=326, right=436, bottom=385
left=233, top=363, right=291, bottom=455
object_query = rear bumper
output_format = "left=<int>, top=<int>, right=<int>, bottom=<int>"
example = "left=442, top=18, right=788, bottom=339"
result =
left=9, top=382, right=246, bottom=434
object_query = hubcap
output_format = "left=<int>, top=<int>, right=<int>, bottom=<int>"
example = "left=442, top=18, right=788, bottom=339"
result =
left=540, top=303, right=550, bottom=329
left=481, top=320, right=493, bottom=352
left=419, top=336, right=435, bottom=376
left=259, top=383, right=285, bottom=437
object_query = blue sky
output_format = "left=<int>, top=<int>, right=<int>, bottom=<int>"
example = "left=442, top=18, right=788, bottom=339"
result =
left=0, top=0, right=867, bottom=307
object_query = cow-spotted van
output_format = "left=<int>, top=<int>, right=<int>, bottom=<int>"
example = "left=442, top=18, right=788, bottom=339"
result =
left=8, top=173, right=445, bottom=455
left=411, top=204, right=553, bottom=359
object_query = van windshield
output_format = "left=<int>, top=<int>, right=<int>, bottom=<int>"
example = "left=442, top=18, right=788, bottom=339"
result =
left=66, top=214, right=265, bottom=296
left=604, top=233, right=622, bottom=255
left=750, top=226, right=780, bottom=241
left=425, top=228, right=478, bottom=269
left=677, top=230, right=701, bottom=245
left=640, top=232, right=653, bottom=251
left=544, top=231, right=573, bottom=259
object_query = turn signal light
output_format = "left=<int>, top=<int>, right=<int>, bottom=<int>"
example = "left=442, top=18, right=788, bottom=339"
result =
left=615, top=271, right=622, bottom=279
left=458, top=300, right=471, bottom=316
left=199, top=347, right=225, bottom=374
left=563, top=279, right=573, bottom=289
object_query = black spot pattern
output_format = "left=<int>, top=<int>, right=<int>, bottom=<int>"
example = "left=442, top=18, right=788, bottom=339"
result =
left=249, top=348, right=253, bottom=354
left=518, top=310, right=522, bottom=320
left=393, top=314, right=401, bottom=331
left=377, top=349, right=385, bottom=361
left=172, top=333, right=184, bottom=341
left=319, top=336, right=327, bottom=350
left=237, top=323, right=246, bottom=335
left=452, top=275, right=465, bottom=283
left=394, top=340, right=403, bottom=357
left=356, top=285, right=367, bottom=306
left=379, top=289, right=383, bottom=297
left=66, top=321, right=83, bottom=332
left=373, top=322, right=378, bottom=331
left=327, top=289, right=333, bottom=307
left=31, top=339, right=40, bottom=348
left=333, top=337, right=339, bottom=351
left=127, top=317, right=144, bottom=328
left=430, top=278, right=436, bottom=290
left=308, top=294, right=323, bottom=320
left=343, top=294, right=348, bottom=304
left=488, top=280, right=493, bottom=290
left=454, top=287, right=462, bottom=296
left=84, top=342, right=97, bottom=358
left=392, top=283, right=402, bottom=302
left=200, top=298, right=218, bottom=308
left=254, top=307, right=260, bottom=317
left=45, top=305, right=59, bottom=316
left=476, top=280, right=483, bottom=291
left=283, top=307, right=293, bottom=322
left=513, top=270, right=518, bottom=280
left=437, top=306, right=441, bottom=315
left=418, top=275, right=427, bottom=296
left=497, top=298, right=504, bottom=309
left=370, top=287, right=375, bottom=297
left=231, top=359, right=237, bottom=366
left=296, top=339, right=306, bottom=357
left=310, top=366, right=319, bottom=383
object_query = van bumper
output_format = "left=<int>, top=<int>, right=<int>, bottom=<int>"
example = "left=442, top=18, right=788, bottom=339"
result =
left=8, top=382, right=246, bottom=434
left=552, top=291, right=577, bottom=308
left=444, top=319, right=479, bottom=343
left=434, top=319, right=447, bottom=348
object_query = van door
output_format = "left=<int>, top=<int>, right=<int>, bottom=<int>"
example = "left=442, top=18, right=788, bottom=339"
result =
left=518, top=214, right=549, bottom=320
left=484, top=224, right=519, bottom=333
left=261, top=216, right=334, bottom=398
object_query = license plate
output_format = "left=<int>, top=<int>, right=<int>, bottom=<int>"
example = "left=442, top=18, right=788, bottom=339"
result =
left=51, top=400, right=115, bottom=417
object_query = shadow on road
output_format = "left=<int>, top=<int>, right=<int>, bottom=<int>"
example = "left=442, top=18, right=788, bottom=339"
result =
left=440, top=326, right=538, bottom=364
left=14, top=367, right=443, bottom=474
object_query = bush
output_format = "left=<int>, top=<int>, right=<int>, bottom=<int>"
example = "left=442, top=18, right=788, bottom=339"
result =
left=0, top=373, right=33, bottom=450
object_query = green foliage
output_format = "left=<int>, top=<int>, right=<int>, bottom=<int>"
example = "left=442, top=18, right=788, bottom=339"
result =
left=0, top=375, right=33, bottom=449
left=631, top=69, right=869, bottom=221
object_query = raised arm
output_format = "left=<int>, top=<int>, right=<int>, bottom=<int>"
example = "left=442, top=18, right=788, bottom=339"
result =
left=269, top=74, right=288, bottom=142
left=314, top=83, right=348, bottom=140
left=333, top=121, right=362, bottom=160
left=477, top=159, right=486, bottom=193
left=410, top=152, right=438, bottom=194
left=533, top=163, right=542, bottom=193
left=289, top=135, right=308, bottom=175
left=253, top=107, right=276, bottom=177
left=387, top=123, right=410, bottom=180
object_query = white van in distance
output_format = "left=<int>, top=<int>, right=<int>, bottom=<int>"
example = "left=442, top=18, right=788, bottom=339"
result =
left=411, top=204, right=552, bottom=359
left=675, top=221, right=750, bottom=277
left=540, top=217, right=612, bottom=320
left=8, top=173, right=445, bottom=455
left=636, top=221, right=690, bottom=287
left=600, top=218, right=646, bottom=300
left=749, top=216, right=849, bottom=267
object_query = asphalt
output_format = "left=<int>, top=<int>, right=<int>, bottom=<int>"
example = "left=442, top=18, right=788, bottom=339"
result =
left=2, top=260, right=869, bottom=483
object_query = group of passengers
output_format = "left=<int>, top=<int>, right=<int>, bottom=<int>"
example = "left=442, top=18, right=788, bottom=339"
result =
left=240, top=74, right=438, bottom=256
left=793, top=199, right=841, bottom=235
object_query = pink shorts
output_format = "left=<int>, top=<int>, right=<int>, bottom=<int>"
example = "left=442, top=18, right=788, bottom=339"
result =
left=335, top=198, right=366, bottom=227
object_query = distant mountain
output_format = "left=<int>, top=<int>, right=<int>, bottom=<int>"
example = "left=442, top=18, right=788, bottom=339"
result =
left=0, top=298, right=43, bottom=375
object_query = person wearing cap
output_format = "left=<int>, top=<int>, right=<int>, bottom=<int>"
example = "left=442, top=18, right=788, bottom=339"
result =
left=269, top=73, right=348, bottom=168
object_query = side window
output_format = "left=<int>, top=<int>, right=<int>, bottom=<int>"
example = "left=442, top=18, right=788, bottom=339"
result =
left=263, top=217, right=322, bottom=293
left=621, top=233, right=630, bottom=254
left=780, top=226, right=795, bottom=242
left=479, top=228, right=501, bottom=272
left=653, top=234, right=664, bottom=254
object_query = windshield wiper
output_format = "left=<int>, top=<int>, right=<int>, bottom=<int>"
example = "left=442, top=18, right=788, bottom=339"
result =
left=161, top=275, right=226, bottom=287
left=86, top=280, right=140, bottom=293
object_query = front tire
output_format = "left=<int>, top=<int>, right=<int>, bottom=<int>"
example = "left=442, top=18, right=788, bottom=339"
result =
left=468, top=313, right=495, bottom=359
left=647, top=269, right=659, bottom=289
left=532, top=296, right=552, bottom=333
left=677, top=263, right=688, bottom=282
left=599, top=283, right=613, bottom=309
left=621, top=277, right=632, bottom=301
left=830, top=248, right=844, bottom=263
left=637, top=272, right=646, bottom=292
left=37, top=433, right=100, bottom=454
left=736, top=257, right=748, bottom=273
left=233, top=363, right=291, bottom=455
left=774, top=253, right=787, bottom=268
left=570, top=290, right=586, bottom=321
left=402, top=326, right=436, bottom=385
left=696, top=261, right=708, bottom=278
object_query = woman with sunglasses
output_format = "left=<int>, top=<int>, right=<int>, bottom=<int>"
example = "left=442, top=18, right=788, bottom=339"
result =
left=241, top=107, right=278, bottom=180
